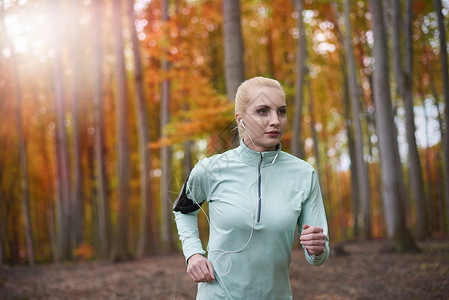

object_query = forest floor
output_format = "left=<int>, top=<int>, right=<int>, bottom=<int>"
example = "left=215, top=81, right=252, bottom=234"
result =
left=1, top=237, right=449, bottom=300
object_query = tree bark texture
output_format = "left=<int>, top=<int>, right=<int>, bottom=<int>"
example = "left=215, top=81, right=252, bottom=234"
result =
left=291, top=0, right=307, bottom=159
left=402, top=0, right=429, bottom=239
left=70, top=0, right=85, bottom=248
left=433, top=0, right=449, bottom=232
left=223, top=0, right=245, bottom=102
left=369, top=0, right=418, bottom=252
left=126, top=0, right=158, bottom=256
left=14, top=53, right=35, bottom=265
left=344, top=0, right=372, bottom=239
left=51, top=0, right=72, bottom=261
left=160, top=0, right=175, bottom=251
left=223, top=0, right=244, bottom=146
left=92, top=0, right=112, bottom=259
left=111, top=0, right=131, bottom=261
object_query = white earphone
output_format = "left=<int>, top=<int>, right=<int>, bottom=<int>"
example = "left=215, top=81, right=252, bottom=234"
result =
left=240, top=120, right=246, bottom=130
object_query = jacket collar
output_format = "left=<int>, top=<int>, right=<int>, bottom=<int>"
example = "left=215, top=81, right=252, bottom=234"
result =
left=236, top=138, right=281, bottom=167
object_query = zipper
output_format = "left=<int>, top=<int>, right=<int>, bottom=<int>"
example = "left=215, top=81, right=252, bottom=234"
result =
left=257, top=152, right=263, bottom=223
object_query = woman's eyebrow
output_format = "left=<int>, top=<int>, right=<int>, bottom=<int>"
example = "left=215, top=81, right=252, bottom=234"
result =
left=254, top=104, right=271, bottom=109
left=254, top=104, right=287, bottom=109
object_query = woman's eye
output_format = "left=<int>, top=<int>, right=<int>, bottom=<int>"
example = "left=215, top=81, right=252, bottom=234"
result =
left=257, top=108, right=268, bottom=114
left=278, top=108, right=287, bottom=115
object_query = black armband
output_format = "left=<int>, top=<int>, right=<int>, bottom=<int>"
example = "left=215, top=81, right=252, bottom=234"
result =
left=173, top=176, right=204, bottom=214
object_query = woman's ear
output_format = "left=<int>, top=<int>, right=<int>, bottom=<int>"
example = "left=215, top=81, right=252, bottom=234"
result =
left=235, top=113, right=242, bottom=127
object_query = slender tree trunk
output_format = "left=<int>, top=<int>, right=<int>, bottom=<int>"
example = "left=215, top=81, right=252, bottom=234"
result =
left=343, top=0, right=372, bottom=239
left=331, top=1, right=360, bottom=238
left=401, top=0, right=429, bottom=239
left=111, top=0, right=131, bottom=261
left=433, top=0, right=449, bottom=232
left=419, top=93, right=435, bottom=233
left=308, top=80, right=321, bottom=185
left=390, top=0, right=428, bottom=238
left=369, top=0, right=418, bottom=252
left=223, top=0, right=244, bottom=146
left=426, top=62, right=446, bottom=232
left=390, top=0, right=404, bottom=99
left=92, top=0, right=111, bottom=259
left=184, top=141, right=193, bottom=179
left=433, top=98, right=445, bottom=233
left=223, top=0, right=245, bottom=102
left=161, top=0, right=175, bottom=251
left=10, top=210, right=20, bottom=264
left=126, top=0, right=157, bottom=256
left=51, top=0, right=72, bottom=261
left=342, top=61, right=360, bottom=238
left=70, top=0, right=84, bottom=247
left=13, top=54, right=35, bottom=265
left=291, top=0, right=307, bottom=158
left=421, top=41, right=445, bottom=232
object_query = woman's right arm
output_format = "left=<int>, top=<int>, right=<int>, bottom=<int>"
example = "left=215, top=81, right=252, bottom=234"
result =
left=174, top=209, right=206, bottom=261
left=173, top=160, right=215, bottom=282
left=174, top=210, right=215, bottom=282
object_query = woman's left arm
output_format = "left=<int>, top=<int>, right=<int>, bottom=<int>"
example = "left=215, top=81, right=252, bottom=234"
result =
left=298, top=170, right=330, bottom=266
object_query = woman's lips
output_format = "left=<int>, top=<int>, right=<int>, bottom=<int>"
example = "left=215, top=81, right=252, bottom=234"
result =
left=266, top=131, right=280, bottom=137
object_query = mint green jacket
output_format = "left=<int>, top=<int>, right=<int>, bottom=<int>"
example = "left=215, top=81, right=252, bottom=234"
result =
left=174, top=140, right=329, bottom=300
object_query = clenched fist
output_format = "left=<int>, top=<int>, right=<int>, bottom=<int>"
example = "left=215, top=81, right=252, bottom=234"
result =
left=187, top=253, right=215, bottom=283
left=299, top=224, right=325, bottom=256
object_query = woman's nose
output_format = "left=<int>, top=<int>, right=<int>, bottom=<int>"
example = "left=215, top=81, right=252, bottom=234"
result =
left=269, top=111, right=280, bottom=126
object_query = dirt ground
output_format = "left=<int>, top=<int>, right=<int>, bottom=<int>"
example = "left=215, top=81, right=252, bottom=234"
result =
left=1, top=237, right=448, bottom=300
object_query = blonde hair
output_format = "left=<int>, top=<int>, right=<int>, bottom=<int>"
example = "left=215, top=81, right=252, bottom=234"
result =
left=235, top=76, right=285, bottom=139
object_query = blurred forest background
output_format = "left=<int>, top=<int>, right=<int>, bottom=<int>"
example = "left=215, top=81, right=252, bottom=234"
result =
left=0, top=0, right=448, bottom=265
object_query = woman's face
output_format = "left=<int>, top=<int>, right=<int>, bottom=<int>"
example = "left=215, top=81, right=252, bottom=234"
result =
left=237, top=86, right=287, bottom=152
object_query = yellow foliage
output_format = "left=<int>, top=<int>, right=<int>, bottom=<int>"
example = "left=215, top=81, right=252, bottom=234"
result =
left=74, top=242, right=95, bottom=261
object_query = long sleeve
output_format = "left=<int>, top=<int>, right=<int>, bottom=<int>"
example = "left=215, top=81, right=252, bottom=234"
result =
left=298, top=170, right=330, bottom=266
left=173, top=159, right=210, bottom=262
left=174, top=210, right=206, bottom=262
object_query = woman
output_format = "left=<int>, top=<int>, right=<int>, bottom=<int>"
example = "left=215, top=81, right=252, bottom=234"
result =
left=173, top=76, right=329, bottom=299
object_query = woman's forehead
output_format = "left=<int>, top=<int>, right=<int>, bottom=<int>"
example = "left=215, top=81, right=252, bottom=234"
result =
left=247, top=87, right=286, bottom=107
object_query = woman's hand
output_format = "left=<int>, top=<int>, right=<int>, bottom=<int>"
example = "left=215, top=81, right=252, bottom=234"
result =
left=186, top=253, right=215, bottom=283
left=300, top=224, right=325, bottom=256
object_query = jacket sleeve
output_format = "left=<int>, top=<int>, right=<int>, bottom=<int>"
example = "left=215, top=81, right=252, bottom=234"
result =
left=173, top=160, right=209, bottom=262
left=298, top=169, right=330, bottom=266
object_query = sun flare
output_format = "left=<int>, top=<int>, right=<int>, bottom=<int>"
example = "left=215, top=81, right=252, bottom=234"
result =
left=2, top=0, right=54, bottom=59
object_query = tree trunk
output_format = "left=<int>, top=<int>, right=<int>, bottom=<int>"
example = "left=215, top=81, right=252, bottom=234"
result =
left=126, top=0, right=157, bottom=256
left=111, top=0, right=131, bottom=261
left=92, top=0, right=112, bottom=259
left=402, top=0, right=429, bottom=239
left=13, top=53, right=35, bottom=265
left=291, top=0, right=307, bottom=158
left=70, top=0, right=85, bottom=248
left=369, top=0, right=418, bottom=252
left=51, top=0, right=72, bottom=261
left=343, top=0, right=372, bottom=239
left=184, top=141, right=193, bottom=178
left=390, top=0, right=404, bottom=99
left=342, top=61, right=360, bottom=238
left=422, top=41, right=446, bottom=232
left=223, top=0, right=245, bottom=102
left=308, top=80, right=321, bottom=185
left=160, top=0, right=175, bottom=251
left=390, top=0, right=428, bottom=239
left=331, top=1, right=360, bottom=238
left=223, top=0, right=244, bottom=146
left=419, top=93, right=435, bottom=233
left=433, top=0, right=449, bottom=232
